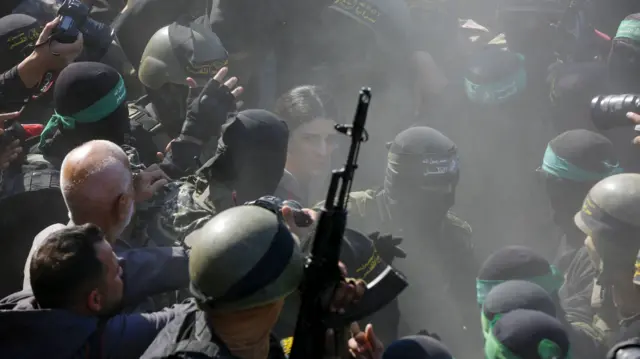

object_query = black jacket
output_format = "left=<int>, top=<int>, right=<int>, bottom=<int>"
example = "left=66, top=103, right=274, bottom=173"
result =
left=141, top=299, right=287, bottom=359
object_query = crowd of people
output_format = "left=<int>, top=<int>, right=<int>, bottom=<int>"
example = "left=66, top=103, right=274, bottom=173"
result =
left=3, top=0, right=640, bottom=358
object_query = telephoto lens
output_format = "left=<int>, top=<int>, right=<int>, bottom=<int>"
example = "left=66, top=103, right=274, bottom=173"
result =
left=590, top=94, right=640, bottom=130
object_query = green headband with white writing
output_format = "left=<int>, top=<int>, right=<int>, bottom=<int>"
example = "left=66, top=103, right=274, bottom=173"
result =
left=39, top=76, right=127, bottom=149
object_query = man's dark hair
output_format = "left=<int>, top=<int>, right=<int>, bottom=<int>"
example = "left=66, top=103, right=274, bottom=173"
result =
left=30, top=224, right=106, bottom=309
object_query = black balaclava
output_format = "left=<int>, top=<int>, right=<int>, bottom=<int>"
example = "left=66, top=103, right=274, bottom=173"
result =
left=198, top=109, right=289, bottom=204
left=146, top=84, right=189, bottom=138
left=39, top=62, right=129, bottom=163
left=477, top=246, right=565, bottom=319
left=541, top=129, right=621, bottom=249
left=384, top=126, right=459, bottom=230
left=383, top=335, right=453, bottom=359
left=146, top=19, right=222, bottom=138
left=608, top=14, right=640, bottom=93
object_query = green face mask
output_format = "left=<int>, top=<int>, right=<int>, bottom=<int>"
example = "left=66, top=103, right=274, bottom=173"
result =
left=39, top=76, right=127, bottom=149
left=476, top=265, right=564, bottom=306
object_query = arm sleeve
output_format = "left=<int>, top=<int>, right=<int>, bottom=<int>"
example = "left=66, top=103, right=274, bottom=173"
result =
left=0, top=66, right=33, bottom=112
left=118, top=246, right=190, bottom=307
left=102, top=303, right=189, bottom=359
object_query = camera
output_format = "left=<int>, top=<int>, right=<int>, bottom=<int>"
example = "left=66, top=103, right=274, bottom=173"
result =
left=590, top=94, right=640, bottom=131
left=245, top=196, right=313, bottom=228
left=53, top=0, right=115, bottom=59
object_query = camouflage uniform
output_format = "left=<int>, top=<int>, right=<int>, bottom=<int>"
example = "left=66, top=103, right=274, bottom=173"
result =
left=342, top=189, right=472, bottom=237
left=128, top=175, right=235, bottom=249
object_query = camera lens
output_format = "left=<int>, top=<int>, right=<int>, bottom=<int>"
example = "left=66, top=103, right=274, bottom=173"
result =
left=80, top=18, right=115, bottom=57
left=590, top=94, right=640, bottom=130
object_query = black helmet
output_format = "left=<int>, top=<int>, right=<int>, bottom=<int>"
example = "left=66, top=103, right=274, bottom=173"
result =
left=138, top=20, right=228, bottom=90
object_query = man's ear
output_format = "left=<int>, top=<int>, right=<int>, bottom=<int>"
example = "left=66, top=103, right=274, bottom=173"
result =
left=86, top=288, right=103, bottom=313
left=115, top=193, right=131, bottom=222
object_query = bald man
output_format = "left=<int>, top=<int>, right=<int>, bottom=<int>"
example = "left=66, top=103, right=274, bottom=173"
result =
left=17, top=140, right=188, bottom=311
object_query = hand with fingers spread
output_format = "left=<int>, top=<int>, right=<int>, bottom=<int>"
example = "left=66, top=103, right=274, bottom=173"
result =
left=626, top=112, right=640, bottom=145
left=348, top=323, right=384, bottom=359
left=180, top=67, right=244, bottom=145
left=0, top=112, right=23, bottom=169
left=18, top=18, right=84, bottom=88
left=133, top=164, right=170, bottom=202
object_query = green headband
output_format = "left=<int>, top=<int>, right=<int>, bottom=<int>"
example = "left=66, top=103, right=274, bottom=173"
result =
left=465, top=53, right=526, bottom=105
left=482, top=311, right=501, bottom=337
left=616, top=19, right=640, bottom=43
left=39, top=76, right=127, bottom=149
left=484, top=327, right=571, bottom=359
left=476, top=265, right=564, bottom=306
left=541, top=145, right=622, bottom=182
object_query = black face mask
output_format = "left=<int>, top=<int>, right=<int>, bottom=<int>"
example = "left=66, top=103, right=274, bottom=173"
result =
left=146, top=84, right=190, bottom=137
left=200, top=110, right=289, bottom=204
left=545, top=177, right=593, bottom=245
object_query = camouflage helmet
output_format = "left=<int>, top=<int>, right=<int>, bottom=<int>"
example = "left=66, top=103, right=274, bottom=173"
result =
left=138, top=20, right=228, bottom=90
left=574, top=173, right=640, bottom=268
left=186, top=205, right=305, bottom=312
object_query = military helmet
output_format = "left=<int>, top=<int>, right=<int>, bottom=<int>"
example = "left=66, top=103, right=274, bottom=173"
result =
left=574, top=173, right=640, bottom=268
left=186, top=205, right=305, bottom=312
left=138, top=20, right=228, bottom=90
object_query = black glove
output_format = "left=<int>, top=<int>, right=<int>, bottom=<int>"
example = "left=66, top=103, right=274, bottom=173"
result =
left=368, top=231, right=406, bottom=265
left=416, top=329, right=441, bottom=341
left=180, top=77, right=236, bottom=142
